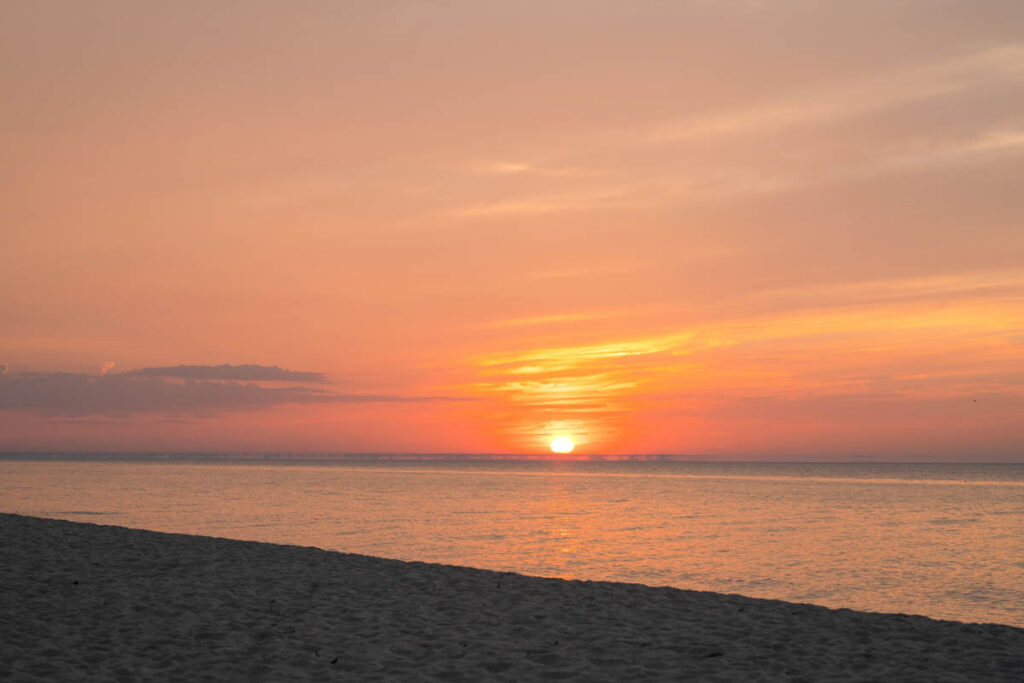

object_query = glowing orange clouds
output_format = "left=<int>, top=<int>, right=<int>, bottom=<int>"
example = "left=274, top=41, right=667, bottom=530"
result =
left=457, top=285, right=1024, bottom=456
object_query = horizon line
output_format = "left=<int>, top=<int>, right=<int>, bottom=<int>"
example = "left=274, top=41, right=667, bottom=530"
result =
left=1, top=451, right=1021, bottom=464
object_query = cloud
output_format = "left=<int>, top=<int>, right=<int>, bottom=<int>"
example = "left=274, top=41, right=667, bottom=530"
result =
left=0, top=366, right=464, bottom=417
left=750, top=270, right=1024, bottom=310
left=645, top=45, right=1024, bottom=144
left=445, top=44, right=1024, bottom=215
left=100, top=361, right=115, bottom=375
left=871, top=129, right=1024, bottom=173
left=450, top=187, right=648, bottom=217
left=475, top=161, right=603, bottom=178
left=483, top=311, right=605, bottom=329
left=0, top=362, right=8, bottom=376
left=127, top=364, right=329, bottom=383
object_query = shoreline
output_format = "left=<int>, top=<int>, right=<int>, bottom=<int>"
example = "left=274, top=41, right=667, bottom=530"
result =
left=2, top=513, right=1022, bottom=681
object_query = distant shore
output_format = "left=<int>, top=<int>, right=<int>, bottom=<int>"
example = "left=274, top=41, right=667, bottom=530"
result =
left=4, top=452, right=1023, bottom=464
left=2, top=514, right=1022, bottom=681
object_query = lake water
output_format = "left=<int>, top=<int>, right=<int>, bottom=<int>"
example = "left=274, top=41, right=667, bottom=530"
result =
left=2, top=458, right=1022, bottom=627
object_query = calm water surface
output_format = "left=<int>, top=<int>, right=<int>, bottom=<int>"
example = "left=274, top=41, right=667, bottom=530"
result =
left=2, top=459, right=1022, bottom=627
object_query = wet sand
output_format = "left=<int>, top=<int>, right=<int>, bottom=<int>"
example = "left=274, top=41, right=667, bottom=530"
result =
left=2, top=513, right=1022, bottom=681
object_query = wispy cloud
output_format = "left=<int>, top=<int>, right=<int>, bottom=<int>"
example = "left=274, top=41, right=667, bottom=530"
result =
left=871, top=129, right=1024, bottom=173
left=522, top=262, right=651, bottom=281
left=450, top=188, right=645, bottom=217
left=445, top=44, right=1024, bottom=217
left=646, top=45, right=1024, bottom=143
left=482, top=311, right=607, bottom=329
left=751, top=270, right=1024, bottom=309
left=475, top=161, right=605, bottom=178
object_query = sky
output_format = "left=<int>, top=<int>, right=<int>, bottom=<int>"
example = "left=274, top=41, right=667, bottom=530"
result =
left=2, top=1, right=1022, bottom=459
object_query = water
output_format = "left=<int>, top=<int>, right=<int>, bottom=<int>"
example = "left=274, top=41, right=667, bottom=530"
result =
left=2, top=458, right=1022, bottom=627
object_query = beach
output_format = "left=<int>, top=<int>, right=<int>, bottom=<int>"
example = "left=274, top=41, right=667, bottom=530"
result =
left=2, top=514, right=1022, bottom=681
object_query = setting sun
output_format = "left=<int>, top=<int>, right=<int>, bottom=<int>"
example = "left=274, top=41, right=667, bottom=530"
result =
left=550, top=437, right=575, bottom=454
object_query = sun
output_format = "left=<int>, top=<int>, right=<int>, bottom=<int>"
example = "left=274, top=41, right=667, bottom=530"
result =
left=549, top=436, right=575, bottom=454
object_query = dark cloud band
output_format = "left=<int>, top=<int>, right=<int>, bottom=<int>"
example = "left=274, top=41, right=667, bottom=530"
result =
left=0, top=367, right=463, bottom=417
left=127, top=364, right=329, bottom=383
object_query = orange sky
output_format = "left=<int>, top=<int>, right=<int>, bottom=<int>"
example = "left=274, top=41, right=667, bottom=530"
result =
left=2, top=2, right=1023, bottom=459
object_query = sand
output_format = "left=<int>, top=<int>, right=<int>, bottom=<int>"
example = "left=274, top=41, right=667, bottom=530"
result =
left=1, top=514, right=1022, bottom=681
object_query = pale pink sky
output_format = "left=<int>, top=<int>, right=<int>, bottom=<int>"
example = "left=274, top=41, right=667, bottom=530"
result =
left=2, top=1, right=1022, bottom=458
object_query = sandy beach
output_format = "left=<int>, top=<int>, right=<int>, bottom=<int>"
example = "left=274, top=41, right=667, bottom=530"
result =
left=2, top=514, right=1022, bottom=681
